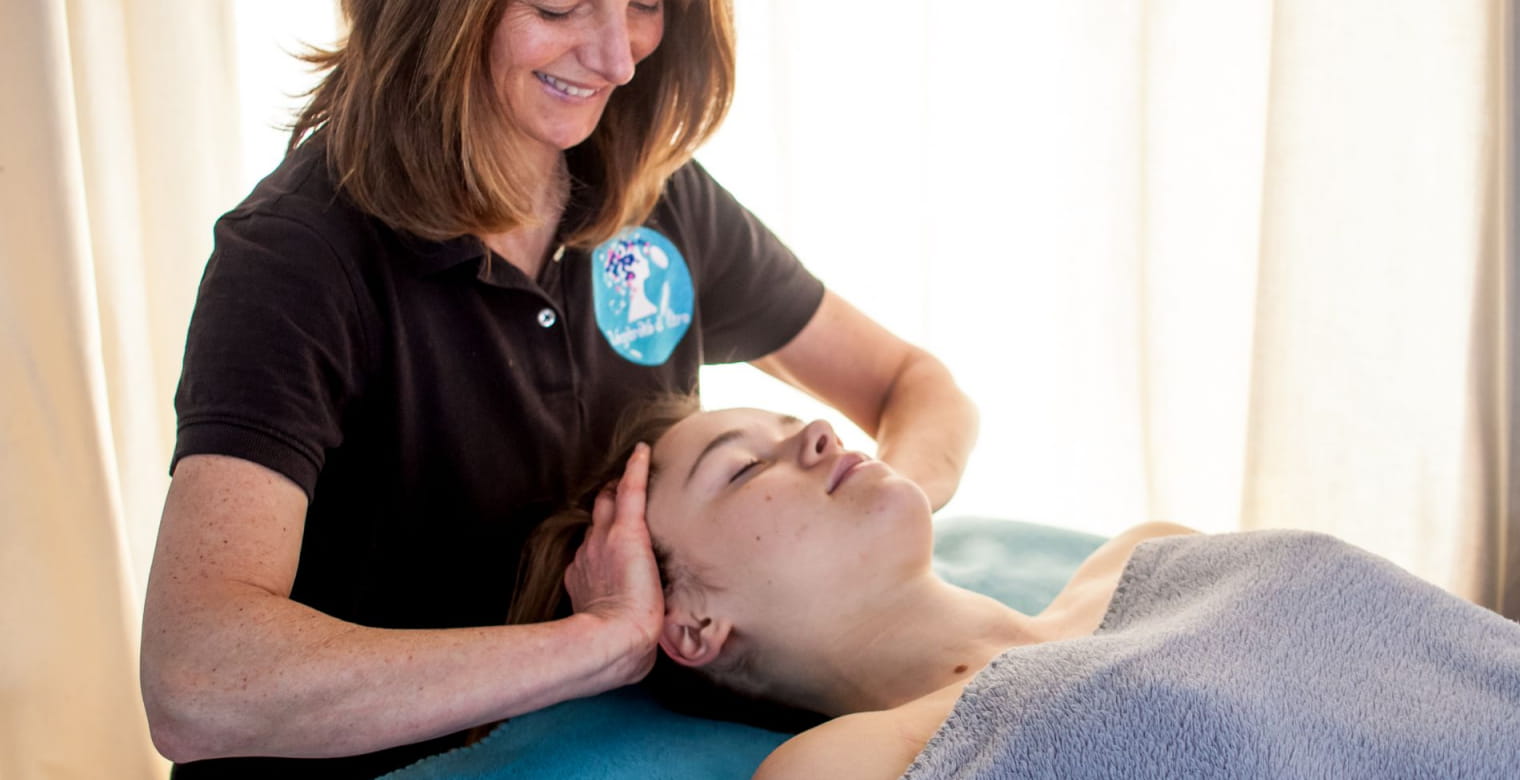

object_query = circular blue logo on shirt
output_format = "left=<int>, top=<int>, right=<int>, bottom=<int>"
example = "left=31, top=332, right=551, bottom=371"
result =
left=591, top=227, right=694, bottom=366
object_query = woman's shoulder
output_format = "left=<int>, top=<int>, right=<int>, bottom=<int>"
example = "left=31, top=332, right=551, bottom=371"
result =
left=218, top=137, right=378, bottom=252
left=1063, top=521, right=1198, bottom=587
left=750, top=714, right=918, bottom=780
left=210, top=139, right=429, bottom=284
left=1036, top=522, right=1199, bottom=629
left=751, top=686, right=963, bottom=780
left=647, top=157, right=751, bottom=230
left=226, top=139, right=331, bottom=214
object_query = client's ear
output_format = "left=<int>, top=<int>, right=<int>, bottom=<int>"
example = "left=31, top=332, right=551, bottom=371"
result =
left=658, top=608, right=732, bottom=668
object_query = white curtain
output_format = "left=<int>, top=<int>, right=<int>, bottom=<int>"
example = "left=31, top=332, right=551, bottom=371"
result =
left=1, top=0, right=1510, bottom=777
left=2, top=0, right=247, bottom=777
left=698, top=0, right=1512, bottom=609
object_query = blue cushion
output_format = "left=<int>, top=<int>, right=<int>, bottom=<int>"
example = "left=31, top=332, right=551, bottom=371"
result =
left=382, top=518, right=1105, bottom=780
left=932, top=516, right=1107, bottom=615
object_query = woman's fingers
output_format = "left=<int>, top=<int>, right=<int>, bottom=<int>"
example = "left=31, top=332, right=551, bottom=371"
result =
left=588, top=483, right=616, bottom=542
left=606, top=443, right=658, bottom=608
left=611, top=442, right=650, bottom=527
left=562, top=443, right=663, bottom=685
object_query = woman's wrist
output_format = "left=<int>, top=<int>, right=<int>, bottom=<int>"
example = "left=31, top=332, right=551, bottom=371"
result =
left=560, top=611, right=658, bottom=692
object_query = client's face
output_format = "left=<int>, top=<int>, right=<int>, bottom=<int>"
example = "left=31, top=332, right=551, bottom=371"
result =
left=645, top=408, right=934, bottom=631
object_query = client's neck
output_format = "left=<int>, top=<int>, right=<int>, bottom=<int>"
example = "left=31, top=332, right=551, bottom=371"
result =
left=761, top=575, right=1047, bottom=716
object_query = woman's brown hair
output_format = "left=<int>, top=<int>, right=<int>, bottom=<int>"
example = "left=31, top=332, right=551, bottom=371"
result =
left=290, top=0, right=736, bottom=248
left=505, top=393, right=826, bottom=734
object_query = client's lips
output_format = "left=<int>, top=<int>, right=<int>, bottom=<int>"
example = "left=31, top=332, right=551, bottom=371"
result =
left=827, top=452, right=870, bottom=495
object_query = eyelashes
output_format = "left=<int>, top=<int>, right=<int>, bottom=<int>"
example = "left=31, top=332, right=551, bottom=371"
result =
left=534, top=4, right=574, bottom=20
left=535, top=2, right=661, bottom=21
left=729, top=459, right=761, bottom=483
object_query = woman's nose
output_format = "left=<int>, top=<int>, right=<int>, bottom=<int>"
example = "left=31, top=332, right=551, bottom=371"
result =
left=796, top=419, right=840, bottom=468
left=582, top=12, right=637, bottom=86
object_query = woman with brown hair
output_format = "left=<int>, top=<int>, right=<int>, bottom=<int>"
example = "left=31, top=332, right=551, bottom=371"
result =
left=512, top=398, right=1520, bottom=779
left=138, top=2, right=977, bottom=777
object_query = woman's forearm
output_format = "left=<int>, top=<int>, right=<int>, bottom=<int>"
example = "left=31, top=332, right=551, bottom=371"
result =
left=873, top=349, right=979, bottom=510
left=746, top=291, right=978, bottom=510
left=142, top=581, right=635, bottom=763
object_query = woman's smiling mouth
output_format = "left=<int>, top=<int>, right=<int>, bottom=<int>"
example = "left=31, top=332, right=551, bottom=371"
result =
left=535, top=71, right=598, bottom=98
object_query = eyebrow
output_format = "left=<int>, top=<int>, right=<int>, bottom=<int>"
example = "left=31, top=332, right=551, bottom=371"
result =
left=683, top=414, right=803, bottom=487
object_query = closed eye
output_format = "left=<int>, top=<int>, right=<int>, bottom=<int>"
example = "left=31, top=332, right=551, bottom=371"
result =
left=534, top=4, right=575, bottom=20
left=730, top=459, right=761, bottom=483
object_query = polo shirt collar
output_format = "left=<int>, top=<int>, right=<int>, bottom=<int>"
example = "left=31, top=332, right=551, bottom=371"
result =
left=399, top=232, right=489, bottom=277
left=394, top=147, right=601, bottom=280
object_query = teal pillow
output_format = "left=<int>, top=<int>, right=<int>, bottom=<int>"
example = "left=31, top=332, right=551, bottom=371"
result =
left=932, top=516, right=1107, bottom=615
left=383, top=518, right=1105, bottom=780
left=382, top=685, right=784, bottom=780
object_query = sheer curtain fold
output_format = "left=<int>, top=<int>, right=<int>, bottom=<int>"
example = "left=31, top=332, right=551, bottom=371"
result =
left=1502, top=0, right=1519, bottom=620
left=3, top=1, right=240, bottom=777
left=1137, top=0, right=1272, bottom=531
left=1241, top=0, right=1504, bottom=606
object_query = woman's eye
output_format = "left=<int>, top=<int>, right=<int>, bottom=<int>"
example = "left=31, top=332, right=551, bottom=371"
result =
left=730, top=459, right=761, bottom=483
left=631, top=1, right=662, bottom=13
left=535, top=4, right=574, bottom=19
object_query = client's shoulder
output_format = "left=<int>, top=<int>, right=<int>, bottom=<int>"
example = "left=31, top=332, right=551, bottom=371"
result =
left=1072, top=521, right=1199, bottom=582
left=1117, top=520, right=1202, bottom=542
left=1037, top=522, right=1199, bottom=628
left=752, top=701, right=944, bottom=780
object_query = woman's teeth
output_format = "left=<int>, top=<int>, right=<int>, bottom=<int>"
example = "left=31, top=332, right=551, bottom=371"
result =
left=537, top=72, right=596, bottom=98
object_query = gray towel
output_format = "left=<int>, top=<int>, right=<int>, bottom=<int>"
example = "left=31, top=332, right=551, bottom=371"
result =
left=902, top=531, right=1520, bottom=779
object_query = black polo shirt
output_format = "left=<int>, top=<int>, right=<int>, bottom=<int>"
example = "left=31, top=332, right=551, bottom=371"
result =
left=168, top=138, right=823, bottom=778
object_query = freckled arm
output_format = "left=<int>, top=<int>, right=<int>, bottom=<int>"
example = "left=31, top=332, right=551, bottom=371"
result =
left=141, top=455, right=650, bottom=762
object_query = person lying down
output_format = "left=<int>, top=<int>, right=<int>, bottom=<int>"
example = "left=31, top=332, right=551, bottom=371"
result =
left=511, top=395, right=1520, bottom=779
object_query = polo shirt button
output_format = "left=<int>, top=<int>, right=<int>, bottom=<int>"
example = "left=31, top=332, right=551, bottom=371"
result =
left=537, top=308, right=558, bottom=328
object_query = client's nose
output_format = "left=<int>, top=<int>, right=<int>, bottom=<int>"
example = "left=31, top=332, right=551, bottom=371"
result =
left=797, top=419, right=840, bottom=468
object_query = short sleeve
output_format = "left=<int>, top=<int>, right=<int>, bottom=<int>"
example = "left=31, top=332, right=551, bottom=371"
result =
left=665, top=162, right=825, bottom=364
left=172, top=211, right=368, bottom=498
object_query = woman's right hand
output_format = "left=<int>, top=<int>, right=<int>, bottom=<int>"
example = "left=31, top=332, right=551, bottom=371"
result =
left=563, top=442, right=665, bottom=686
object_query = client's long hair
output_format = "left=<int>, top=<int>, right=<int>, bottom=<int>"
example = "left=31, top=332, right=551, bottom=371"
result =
left=506, top=393, right=826, bottom=734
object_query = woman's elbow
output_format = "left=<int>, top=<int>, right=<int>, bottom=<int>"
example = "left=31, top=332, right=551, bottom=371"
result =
left=142, top=669, right=207, bottom=762
left=140, top=651, right=246, bottom=763
left=144, top=712, right=203, bottom=764
left=143, top=690, right=202, bottom=762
